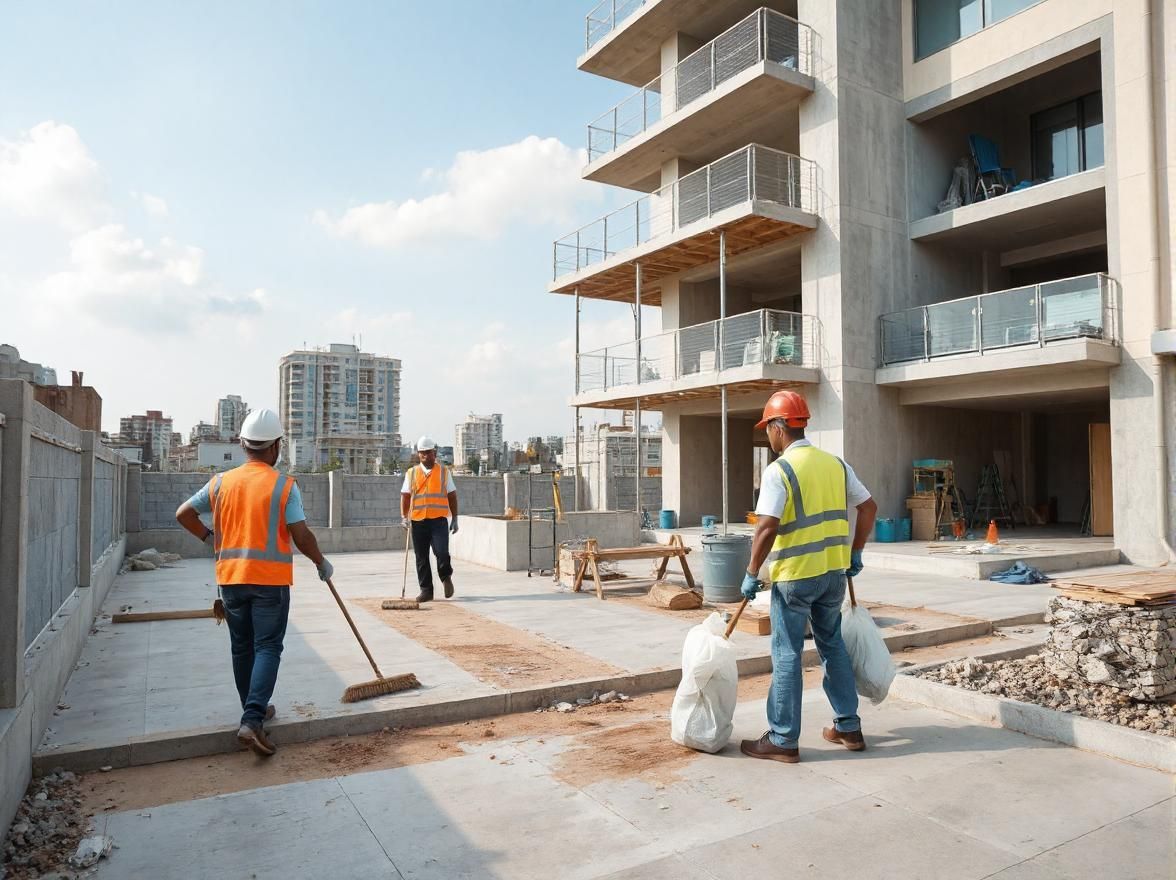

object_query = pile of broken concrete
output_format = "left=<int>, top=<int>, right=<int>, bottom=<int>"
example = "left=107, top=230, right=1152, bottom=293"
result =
left=2, top=769, right=112, bottom=879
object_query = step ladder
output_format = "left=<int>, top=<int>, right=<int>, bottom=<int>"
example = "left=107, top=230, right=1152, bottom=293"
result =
left=971, top=463, right=1015, bottom=530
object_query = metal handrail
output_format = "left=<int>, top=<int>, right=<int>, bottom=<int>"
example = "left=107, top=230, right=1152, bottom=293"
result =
left=585, top=0, right=648, bottom=50
left=554, top=144, right=816, bottom=281
left=877, top=272, right=1119, bottom=367
left=587, top=9, right=814, bottom=161
left=576, top=309, right=820, bottom=394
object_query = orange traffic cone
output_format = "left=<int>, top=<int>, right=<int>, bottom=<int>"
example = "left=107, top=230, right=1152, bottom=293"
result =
left=986, top=520, right=1000, bottom=544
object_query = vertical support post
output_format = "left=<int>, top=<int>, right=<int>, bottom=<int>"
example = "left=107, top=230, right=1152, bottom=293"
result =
left=977, top=296, right=985, bottom=355
left=923, top=306, right=930, bottom=362
left=0, top=381, right=31, bottom=708
left=574, top=406, right=581, bottom=512
left=574, top=286, right=581, bottom=394
left=329, top=469, right=345, bottom=530
left=1036, top=283, right=1046, bottom=347
left=125, top=462, right=142, bottom=533
left=720, top=230, right=729, bottom=535
left=634, top=261, right=642, bottom=515
left=77, top=431, right=96, bottom=588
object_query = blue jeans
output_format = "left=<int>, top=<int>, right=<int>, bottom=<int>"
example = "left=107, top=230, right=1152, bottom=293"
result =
left=221, top=585, right=290, bottom=728
left=767, top=569, right=860, bottom=748
left=411, top=517, right=452, bottom=595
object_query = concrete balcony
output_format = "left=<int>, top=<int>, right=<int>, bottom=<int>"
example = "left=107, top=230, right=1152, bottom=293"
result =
left=876, top=273, right=1121, bottom=405
left=551, top=144, right=817, bottom=303
left=585, top=9, right=814, bottom=190
left=574, top=308, right=819, bottom=409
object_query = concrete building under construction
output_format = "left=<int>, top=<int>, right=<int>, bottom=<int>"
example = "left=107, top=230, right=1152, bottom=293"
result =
left=554, top=0, right=1176, bottom=564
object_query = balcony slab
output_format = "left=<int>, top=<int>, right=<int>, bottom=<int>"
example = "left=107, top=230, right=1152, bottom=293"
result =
left=587, top=62, right=812, bottom=191
left=572, top=360, right=819, bottom=410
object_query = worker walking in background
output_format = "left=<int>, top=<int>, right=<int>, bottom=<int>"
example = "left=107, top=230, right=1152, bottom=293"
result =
left=401, top=436, right=459, bottom=603
left=739, top=391, right=877, bottom=763
left=175, top=408, right=333, bottom=758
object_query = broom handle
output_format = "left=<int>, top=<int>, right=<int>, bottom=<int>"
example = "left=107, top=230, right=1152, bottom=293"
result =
left=847, top=575, right=857, bottom=608
left=326, top=577, right=383, bottom=680
left=401, top=474, right=416, bottom=600
left=724, top=597, right=750, bottom=640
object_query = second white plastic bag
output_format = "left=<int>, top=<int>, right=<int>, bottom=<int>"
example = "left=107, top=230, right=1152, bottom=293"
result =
left=840, top=598, right=896, bottom=704
left=670, top=612, right=739, bottom=753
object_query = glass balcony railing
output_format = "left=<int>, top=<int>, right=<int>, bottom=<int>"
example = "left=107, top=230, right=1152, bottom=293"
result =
left=554, top=144, right=816, bottom=281
left=577, top=309, right=819, bottom=394
left=878, top=273, right=1118, bottom=366
left=588, top=9, right=814, bottom=161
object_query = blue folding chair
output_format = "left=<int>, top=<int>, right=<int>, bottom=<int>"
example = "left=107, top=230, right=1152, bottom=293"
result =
left=968, top=134, right=1016, bottom=200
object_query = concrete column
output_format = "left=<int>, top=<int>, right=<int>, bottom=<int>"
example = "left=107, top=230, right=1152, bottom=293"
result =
left=125, top=462, right=141, bottom=533
left=329, top=470, right=345, bottom=530
left=659, top=32, right=703, bottom=118
left=0, top=381, right=31, bottom=708
left=77, top=431, right=96, bottom=588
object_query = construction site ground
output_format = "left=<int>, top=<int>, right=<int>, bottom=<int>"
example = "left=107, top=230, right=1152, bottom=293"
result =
left=36, top=550, right=1064, bottom=771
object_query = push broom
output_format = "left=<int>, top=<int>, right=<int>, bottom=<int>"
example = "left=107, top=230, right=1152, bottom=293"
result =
left=383, top=479, right=419, bottom=611
left=325, top=577, right=421, bottom=702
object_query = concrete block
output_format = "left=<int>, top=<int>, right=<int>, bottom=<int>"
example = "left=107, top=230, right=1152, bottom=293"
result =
left=0, top=698, right=34, bottom=835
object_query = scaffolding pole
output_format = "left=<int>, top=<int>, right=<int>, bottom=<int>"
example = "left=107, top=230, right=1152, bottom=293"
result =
left=634, top=261, right=642, bottom=516
left=574, top=286, right=581, bottom=512
left=720, top=231, right=728, bottom=535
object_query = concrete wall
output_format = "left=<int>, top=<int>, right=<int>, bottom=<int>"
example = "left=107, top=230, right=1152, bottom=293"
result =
left=0, top=380, right=129, bottom=836
left=343, top=475, right=402, bottom=526
left=297, top=473, right=330, bottom=527
left=140, top=473, right=208, bottom=530
left=451, top=511, right=641, bottom=572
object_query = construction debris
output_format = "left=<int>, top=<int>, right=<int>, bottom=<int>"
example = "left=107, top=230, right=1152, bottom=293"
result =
left=919, top=655, right=1174, bottom=736
left=542, top=691, right=630, bottom=713
left=68, top=836, right=113, bottom=869
left=2, top=769, right=93, bottom=879
left=120, top=548, right=181, bottom=573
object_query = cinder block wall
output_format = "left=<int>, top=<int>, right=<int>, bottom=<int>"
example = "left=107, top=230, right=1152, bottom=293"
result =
left=297, top=474, right=329, bottom=526
left=139, top=473, right=209, bottom=530
left=343, top=475, right=403, bottom=526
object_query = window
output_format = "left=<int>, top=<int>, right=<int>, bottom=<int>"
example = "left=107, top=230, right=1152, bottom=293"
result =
left=915, top=0, right=1040, bottom=58
left=223, top=452, right=232, bottom=462
left=1031, top=92, right=1103, bottom=180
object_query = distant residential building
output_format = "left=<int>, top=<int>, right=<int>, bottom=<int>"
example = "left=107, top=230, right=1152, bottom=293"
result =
left=32, top=370, right=102, bottom=432
left=436, top=445, right=454, bottom=466
left=190, top=421, right=221, bottom=444
left=0, top=343, right=58, bottom=386
left=119, top=410, right=176, bottom=471
left=279, top=343, right=402, bottom=473
left=107, top=443, right=143, bottom=465
left=216, top=394, right=248, bottom=439
left=455, top=413, right=503, bottom=471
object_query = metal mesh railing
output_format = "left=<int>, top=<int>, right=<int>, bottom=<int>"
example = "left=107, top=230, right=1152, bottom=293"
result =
left=586, top=0, right=648, bottom=50
left=587, top=9, right=814, bottom=161
left=554, top=144, right=816, bottom=279
left=879, top=273, right=1118, bottom=366
left=577, top=309, right=820, bottom=394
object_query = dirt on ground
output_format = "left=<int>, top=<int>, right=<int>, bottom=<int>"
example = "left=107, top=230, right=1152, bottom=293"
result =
left=353, top=597, right=623, bottom=687
left=551, top=719, right=704, bottom=788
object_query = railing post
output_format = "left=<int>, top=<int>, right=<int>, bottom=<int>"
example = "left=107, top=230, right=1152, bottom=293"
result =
left=710, top=43, right=716, bottom=90
left=760, top=8, right=767, bottom=60
left=603, top=348, right=609, bottom=391
left=976, top=296, right=985, bottom=355
left=642, top=87, right=647, bottom=132
left=706, top=165, right=713, bottom=217
left=922, top=306, right=930, bottom=361
left=613, top=106, right=618, bottom=151
left=760, top=309, right=768, bottom=362
left=603, top=215, right=609, bottom=258
left=635, top=200, right=641, bottom=246
left=673, top=329, right=680, bottom=379
left=576, top=229, right=582, bottom=271
left=747, top=147, right=753, bottom=202
left=1036, top=284, right=1046, bottom=347
left=611, top=0, right=617, bottom=29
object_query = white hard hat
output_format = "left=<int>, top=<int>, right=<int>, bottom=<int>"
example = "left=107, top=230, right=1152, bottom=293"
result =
left=240, top=408, right=283, bottom=448
left=416, top=436, right=437, bottom=451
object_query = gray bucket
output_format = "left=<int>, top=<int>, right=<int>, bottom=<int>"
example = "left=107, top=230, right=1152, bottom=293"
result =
left=700, top=533, right=752, bottom=604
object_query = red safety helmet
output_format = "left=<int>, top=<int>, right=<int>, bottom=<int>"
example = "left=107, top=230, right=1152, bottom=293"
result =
left=755, top=390, right=810, bottom=430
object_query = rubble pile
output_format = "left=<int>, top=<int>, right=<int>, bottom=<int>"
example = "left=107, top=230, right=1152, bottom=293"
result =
left=920, top=655, right=1174, bottom=736
left=120, top=548, right=181, bottom=572
left=1, top=769, right=96, bottom=879
left=1045, top=596, right=1176, bottom=700
left=538, top=691, right=631, bottom=713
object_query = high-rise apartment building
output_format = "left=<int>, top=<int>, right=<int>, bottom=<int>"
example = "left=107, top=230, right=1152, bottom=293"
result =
left=554, top=0, right=1176, bottom=563
left=190, top=421, right=221, bottom=444
left=119, top=410, right=176, bottom=471
left=278, top=343, right=402, bottom=473
left=454, top=413, right=504, bottom=471
left=215, top=395, right=248, bottom=439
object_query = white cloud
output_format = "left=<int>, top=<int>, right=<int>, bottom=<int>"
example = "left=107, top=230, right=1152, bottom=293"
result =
left=135, top=191, right=170, bottom=218
left=0, top=121, right=107, bottom=231
left=315, top=135, right=598, bottom=249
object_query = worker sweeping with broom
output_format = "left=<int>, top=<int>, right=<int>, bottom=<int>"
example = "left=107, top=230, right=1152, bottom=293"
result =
left=175, top=408, right=333, bottom=757
left=738, top=391, right=878, bottom=763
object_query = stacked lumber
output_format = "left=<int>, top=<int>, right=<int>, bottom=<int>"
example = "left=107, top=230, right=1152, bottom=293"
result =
left=1051, top=571, right=1176, bottom=607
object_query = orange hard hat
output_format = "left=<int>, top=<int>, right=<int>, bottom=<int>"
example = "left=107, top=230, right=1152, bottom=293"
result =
left=755, top=390, right=810, bottom=430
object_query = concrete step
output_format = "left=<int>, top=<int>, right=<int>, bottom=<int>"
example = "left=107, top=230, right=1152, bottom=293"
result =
left=863, top=545, right=1121, bottom=580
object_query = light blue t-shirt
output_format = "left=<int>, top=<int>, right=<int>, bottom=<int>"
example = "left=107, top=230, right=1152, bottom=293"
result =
left=186, top=478, right=306, bottom=524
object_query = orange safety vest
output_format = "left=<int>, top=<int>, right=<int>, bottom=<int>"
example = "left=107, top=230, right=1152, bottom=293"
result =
left=409, top=464, right=451, bottom=521
left=208, top=461, right=295, bottom=586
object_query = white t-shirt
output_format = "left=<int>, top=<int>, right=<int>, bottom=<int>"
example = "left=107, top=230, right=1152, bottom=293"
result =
left=401, top=464, right=457, bottom=495
left=755, top=439, right=871, bottom=519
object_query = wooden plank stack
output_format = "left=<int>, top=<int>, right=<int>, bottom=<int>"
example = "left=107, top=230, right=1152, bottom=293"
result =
left=1051, top=570, right=1176, bottom=607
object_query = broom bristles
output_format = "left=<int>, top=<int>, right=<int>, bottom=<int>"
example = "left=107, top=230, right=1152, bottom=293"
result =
left=341, top=672, right=421, bottom=703
left=381, top=599, right=420, bottom=610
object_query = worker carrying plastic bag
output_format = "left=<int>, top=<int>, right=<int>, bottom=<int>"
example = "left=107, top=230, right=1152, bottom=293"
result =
left=840, top=577, right=896, bottom=704
left=670, top=612, right=739, bottom=753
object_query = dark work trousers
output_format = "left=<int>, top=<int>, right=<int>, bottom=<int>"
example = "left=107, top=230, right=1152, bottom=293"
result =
left=411, top=517, right=452, bottom=597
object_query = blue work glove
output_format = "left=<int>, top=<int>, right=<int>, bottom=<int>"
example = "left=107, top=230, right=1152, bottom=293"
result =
left=846, top=548, right=864, bottom=578
left=450, top=516, right=459, bottom=535
left=740, top=572, right=762, bottom=601
left=317, top=557, right=334, bottom=582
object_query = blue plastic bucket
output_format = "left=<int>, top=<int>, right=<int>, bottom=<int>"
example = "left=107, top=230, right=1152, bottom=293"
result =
left=701, top=515, right=717, bottom=529
left=898, top=517, right=912, bottom=541
left=700, top=533, right=752, bottom=603
left=658, top=509, right=676, bottom=529
left=875, top=518, right=897, bottom=543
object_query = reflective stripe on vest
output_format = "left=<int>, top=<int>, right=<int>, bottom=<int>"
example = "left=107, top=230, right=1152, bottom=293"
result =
left=209, top=464, right=295, bottom=586
left=410, top=465, right=450, bottom=520
left=766, top=446, right=851, bottom=582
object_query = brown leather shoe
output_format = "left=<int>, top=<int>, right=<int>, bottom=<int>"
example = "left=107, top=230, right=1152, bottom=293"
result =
left=237, top=723, right=276, bottom=757
left=822, top=727, right=866, bottom=751
left=740, top=732, right=800, bottom=763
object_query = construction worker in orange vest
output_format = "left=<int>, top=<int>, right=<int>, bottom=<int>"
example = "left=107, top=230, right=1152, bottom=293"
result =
left=175, top=408, right=332, bottom=757
left=400, top=436, right=459, bottom=603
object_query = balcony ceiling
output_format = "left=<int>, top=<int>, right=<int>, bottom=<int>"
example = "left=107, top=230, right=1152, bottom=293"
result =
left=572, top=374, right=814, bottom=411
left=580, top=0, right=796, bottom=86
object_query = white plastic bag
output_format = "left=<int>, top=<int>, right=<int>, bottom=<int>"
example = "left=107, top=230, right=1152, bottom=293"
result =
left=670, top=612, right=739, bottom=753
left=840, top=599, right=896, bottom=705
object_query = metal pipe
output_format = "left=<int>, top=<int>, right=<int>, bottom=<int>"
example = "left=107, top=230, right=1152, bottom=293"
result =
left=575, top=284, right=582, bottom=514
left=720, top=230, right=729, bottom=535
left=635, top=261, right=642, bottom=515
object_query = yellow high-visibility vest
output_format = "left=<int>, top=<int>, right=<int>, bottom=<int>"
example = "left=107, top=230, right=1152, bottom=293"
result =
left=409, top=465, right=451, bottom=521
left=767, top=444, right=851, bottom=582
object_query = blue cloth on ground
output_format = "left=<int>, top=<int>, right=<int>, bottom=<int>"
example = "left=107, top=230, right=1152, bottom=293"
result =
left=990, top=561, right=1049, bottom=584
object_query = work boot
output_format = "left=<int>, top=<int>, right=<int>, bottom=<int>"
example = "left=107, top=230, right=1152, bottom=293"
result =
left=237, top=723, right=276, bottom=757
left=442, top=576, right=455, bottom=599
left=415, top=591, right=434, bottom=604
left=822, top=727, right=866, bottom=751
left=739, top=732, right=800, bottom=763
